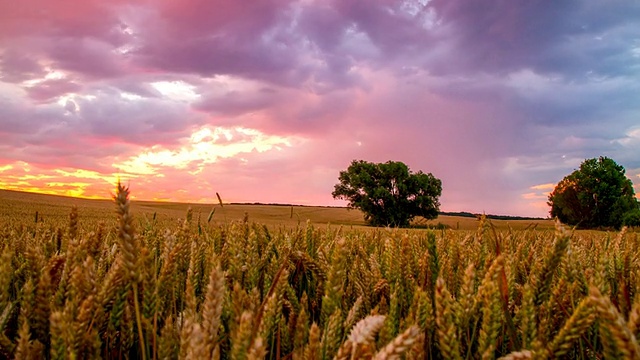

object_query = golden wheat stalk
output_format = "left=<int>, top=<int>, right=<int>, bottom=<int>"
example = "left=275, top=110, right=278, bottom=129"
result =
left=304, top=322, right=321, bottom=360
left=247, top=335, right=267, bottom=360
left=348, top=314, right=386, bottom=344
left=184, top=322, right=207, bottom=359
left=547, top=296, right=596, bottom=357
left=478, top=278, right=502, bottom=360
left=321, top=309, right=344, bottom=360
left=518, top=283, right=537, bottom=350
left=497, top=350, right=534, bottom=359
left=373, top=325, right=421, bottom=360
left=533, top=222, right=571, bottom=307
left=435, top=278, right=462, bottom=360
left=590, top=285, right=640, bottom=358
left=457, top=263, right=476, bottom=333
left=231, top=311, right=254, bottom=359
left=114, top=181, right=146, bottom=360
left=333, top=314, right=387, bottom=359
left=202, top=261, right=225, bottom=358
left=627, top=291, right=640, bottom=338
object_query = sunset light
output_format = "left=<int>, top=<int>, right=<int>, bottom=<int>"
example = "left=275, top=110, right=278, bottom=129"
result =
left=113, top=126, right=299, bottom=175
left=1, top=0, right=639, bottom=217
left=5, top=4, right=640, bottom=359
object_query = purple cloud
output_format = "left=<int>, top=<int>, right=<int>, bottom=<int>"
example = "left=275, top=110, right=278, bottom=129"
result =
left=1, top=0, right=639, bottom=217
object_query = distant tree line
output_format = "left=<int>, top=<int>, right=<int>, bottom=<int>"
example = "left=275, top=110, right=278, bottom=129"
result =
left=439, top=212, right=545, bottom=221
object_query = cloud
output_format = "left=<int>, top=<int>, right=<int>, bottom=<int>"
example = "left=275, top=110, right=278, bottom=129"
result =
left=46, top=37, right=129, bottom=79
left=1, top=0, right=639, bottom=218
left=112, top=125, right=301, bottom=175
left=0, top=78, right=209, bottom=176
left=0, top=1, right=123, bottom=40
left=24, top=78, right=83, bottom=102
left=0, top=161, right=121, bottom=199
left=192, top=77, right=278, bottom=116
left=131, top=1, right=300, bottom=79
left=0, top=48, right=47, bottom=83
left=423, top=0, right=640, bottom=77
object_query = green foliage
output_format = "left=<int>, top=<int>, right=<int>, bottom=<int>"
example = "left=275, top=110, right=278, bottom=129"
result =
left=332, top=160, right=442, bottom=227
left=548, top=157, right=637, bottom=229
left=623, top=208, right=640, bottom=227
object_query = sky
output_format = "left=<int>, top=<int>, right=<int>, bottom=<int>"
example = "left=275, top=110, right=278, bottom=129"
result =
left=1, top=0, right=639, bottom=218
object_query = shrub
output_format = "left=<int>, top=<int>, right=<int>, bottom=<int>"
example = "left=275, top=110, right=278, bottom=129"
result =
left=623, top=208, right=640, bottom=227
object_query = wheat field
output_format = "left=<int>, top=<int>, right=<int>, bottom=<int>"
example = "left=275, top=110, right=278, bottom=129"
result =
left=0, top=184, right=638, bottom=359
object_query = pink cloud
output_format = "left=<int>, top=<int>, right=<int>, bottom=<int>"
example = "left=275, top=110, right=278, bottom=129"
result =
left=1, top=0, right=639, bottom=219
left=25, top=78, right=82, bottom=102
left=0, top=1, right=124, bottom=40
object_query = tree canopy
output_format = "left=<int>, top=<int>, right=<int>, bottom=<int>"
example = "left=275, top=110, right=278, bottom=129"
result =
left=548, top=156, right=638, bottom=229
left=332, top=160, right=442, bottom=227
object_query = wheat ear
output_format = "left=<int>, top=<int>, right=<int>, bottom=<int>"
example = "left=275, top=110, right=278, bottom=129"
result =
left=373, top=325, right=421, bottom=360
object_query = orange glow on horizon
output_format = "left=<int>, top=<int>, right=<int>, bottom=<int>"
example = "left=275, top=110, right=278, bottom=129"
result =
left=0, top=184, right=107, bottom=200
left=0, top=123, right=306, bottom=204
left=2, top=161, right=636, bottom=215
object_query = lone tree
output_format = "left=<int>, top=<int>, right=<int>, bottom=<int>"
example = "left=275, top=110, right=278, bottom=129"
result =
left=332, top=160, right=442, bottom=227
left=548, top=156, right=638, bottom=229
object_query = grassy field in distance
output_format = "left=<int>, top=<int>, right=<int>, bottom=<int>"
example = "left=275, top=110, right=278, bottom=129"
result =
left=0, top=189, right=554, bottom=230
